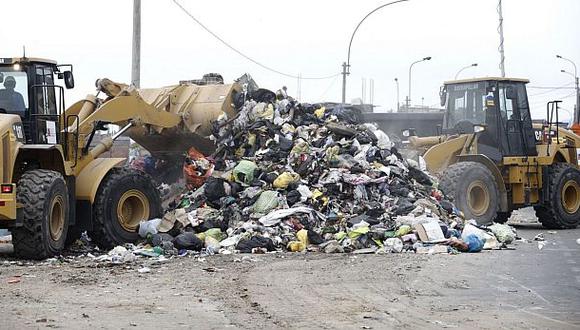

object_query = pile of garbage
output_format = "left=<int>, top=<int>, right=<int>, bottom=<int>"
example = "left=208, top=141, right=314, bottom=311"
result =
left=123, top=79, right=520, bottom=257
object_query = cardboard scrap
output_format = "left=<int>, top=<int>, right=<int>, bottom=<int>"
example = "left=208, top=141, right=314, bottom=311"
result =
left=414, top=221, right=446, bottom=243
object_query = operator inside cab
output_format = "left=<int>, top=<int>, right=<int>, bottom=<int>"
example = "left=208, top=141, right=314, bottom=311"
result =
left=0, top=75, right=26, bottom=115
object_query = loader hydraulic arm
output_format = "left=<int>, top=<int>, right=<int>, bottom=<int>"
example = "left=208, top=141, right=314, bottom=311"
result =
left=63, top=78, right=182, bottom=174
left=62, top=77, right=240, bottom=174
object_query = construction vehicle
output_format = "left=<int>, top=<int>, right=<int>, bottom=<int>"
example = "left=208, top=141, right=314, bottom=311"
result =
left=407, top=77, right=580, bottom=228
left=0, top=56, right=239, bottom=259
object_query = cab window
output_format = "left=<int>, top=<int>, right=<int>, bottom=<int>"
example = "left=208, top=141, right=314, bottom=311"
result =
left=0, top=69, right=29, bottom=116
left=35, top=66, right=57, bottom=115
left=445, top=82, right=487, bottom=128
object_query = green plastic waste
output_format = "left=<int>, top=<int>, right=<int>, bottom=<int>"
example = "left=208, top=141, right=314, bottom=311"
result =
left=233, top=160, right=258, bottom=185
left=253, top=191, right=279, bottom=213
left=348, top=226, right=370, bottom=239
left=204, top=228, right=226, bottom=242
left=334, top=231, right=347, bottom=241
left=395, top=225, right=412, bottom=237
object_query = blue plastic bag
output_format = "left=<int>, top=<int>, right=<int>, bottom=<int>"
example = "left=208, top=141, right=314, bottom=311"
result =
left=465, top=234, right=484, bottom=253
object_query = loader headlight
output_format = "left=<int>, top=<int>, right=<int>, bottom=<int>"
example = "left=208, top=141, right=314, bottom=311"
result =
left=473, top=125, right=486, bottom=133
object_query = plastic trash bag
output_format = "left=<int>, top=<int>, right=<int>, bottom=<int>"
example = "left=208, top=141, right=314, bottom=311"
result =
left=252, top=191, right=280, bottom=214
left=183, top=147, right=214, bottom=189
left=465, top=234, right=484, bottom=252
left=236, top=236, right=276, bottom=253
left=384, top=237, right=404, bottom=253
left=233, top=160, right=258, bottom=185
left=489, top=224, right=516, bottom=244
left=173, top=232, right=204, bottom=251
left=273, top=172, right=300, bottom=189
left=204, top=228, right=226, bottom=242
left=395, top=225, right=412, bottom=237
left=138, top=218, right=162, bottom=238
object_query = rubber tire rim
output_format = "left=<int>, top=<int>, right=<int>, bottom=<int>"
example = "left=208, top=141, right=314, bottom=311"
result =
left=117, top=189, right=150, bottom=231
left=467, top=180, right=490, bottom=216
left=561, top=180, right=580, bottom=214
left=49, top=195, right=65, bottom=241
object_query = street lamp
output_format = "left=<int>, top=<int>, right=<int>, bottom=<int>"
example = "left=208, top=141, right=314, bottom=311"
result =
left=341, top=0, right=409, bottom=104
left=561, top=69, right=575, bottom=79
left=557, top=54, right=579, bottom=124
left=394, top=78, right=400, bottom=112
left=406, top=56, right=431, bottom=109
left=455, top=63, right=478, bottom=80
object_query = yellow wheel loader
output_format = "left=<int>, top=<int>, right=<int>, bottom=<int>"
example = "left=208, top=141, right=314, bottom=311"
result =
left=408, top=77, right=580, bottom=227
left=0, top=57, right=239, bottom=259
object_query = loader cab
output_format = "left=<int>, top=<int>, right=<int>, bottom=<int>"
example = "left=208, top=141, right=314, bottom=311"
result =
left=440, top=77, right=537, bottom=163
left=0, top=57, right=74, bottom=144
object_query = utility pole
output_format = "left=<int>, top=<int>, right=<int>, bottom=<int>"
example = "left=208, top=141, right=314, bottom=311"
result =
left=497, top=0, right=506, bottom=77
left=394, top=78, right=400, bottom=112
left=341, top=62, right=349, bottom=104
left=362, top=77, right=366, bottom=103
left=131, top=0, right=141, bottom=88
left=369, top=78, right=374, bottom=105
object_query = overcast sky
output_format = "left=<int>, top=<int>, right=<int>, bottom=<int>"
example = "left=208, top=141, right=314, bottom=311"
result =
left=2, top=0, right=579, bottom=121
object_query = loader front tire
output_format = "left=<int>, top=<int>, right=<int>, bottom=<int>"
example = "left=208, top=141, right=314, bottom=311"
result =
left=535, top=164, right=580, bottom=229
left=12, top=170, right=69, bottom=259
left=89, top=168, right=161, bottom=249
left=439, top=161, right=499, bottom=225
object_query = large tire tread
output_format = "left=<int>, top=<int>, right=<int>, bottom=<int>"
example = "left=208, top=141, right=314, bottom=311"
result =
left=89, top=168, right=161, bottom=249
left=12, top=169, right=68, bottom=259
left=535, top=163, right=580, bottom=229
left=439, top=161, right=500, bottom=225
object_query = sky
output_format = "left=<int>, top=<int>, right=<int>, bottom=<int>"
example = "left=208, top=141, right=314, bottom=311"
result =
left=2, top=0, right=579, bottom=121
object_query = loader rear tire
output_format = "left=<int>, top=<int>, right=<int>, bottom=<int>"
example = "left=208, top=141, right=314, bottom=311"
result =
left=535, top=164, right=580, bottom=229
left=12, top=170, right=69, bottom=259
left=439, top=161, right=499, bottom=225
left=89, top=168, right=161, bottom=249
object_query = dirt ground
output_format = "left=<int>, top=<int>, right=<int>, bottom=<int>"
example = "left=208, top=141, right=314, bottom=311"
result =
left=1, top=210, right=579, bottom=329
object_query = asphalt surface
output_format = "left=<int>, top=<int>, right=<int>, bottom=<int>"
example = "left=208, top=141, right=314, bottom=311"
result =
left=426, top=222, right=580, bottom=329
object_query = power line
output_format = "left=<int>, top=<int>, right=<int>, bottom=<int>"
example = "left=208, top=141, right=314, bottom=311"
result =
left=172, top=0, right=340, bottom=80
left=529, top=92, right=576, bottom=107
left=318, top=74, right=341, bottom=100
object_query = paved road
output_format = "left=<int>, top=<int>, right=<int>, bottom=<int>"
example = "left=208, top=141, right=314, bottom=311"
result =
left=417, top=223, right=580, bottom=329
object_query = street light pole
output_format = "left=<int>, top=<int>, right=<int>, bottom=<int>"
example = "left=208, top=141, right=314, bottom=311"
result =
left=394, top=78, right=400, bottom=112
left=557, top=55, right=579, bottom=124
left=407, top=56, right=431, bottom=110
left=455, top=63, right=478, bottom=80
left=341, top=0, right=409, bottom=104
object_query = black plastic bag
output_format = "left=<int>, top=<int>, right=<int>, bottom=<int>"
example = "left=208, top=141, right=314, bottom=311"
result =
left=236, top=236, right=276, bottom=253
left=173, top=232, right=203, bottom=251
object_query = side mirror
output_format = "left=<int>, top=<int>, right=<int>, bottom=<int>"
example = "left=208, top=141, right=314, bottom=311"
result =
left=439, top=86, right=447, bottom=106
left=0, top=72, right=3, bottom=83
left=63, top=71, right=75, bottom=89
